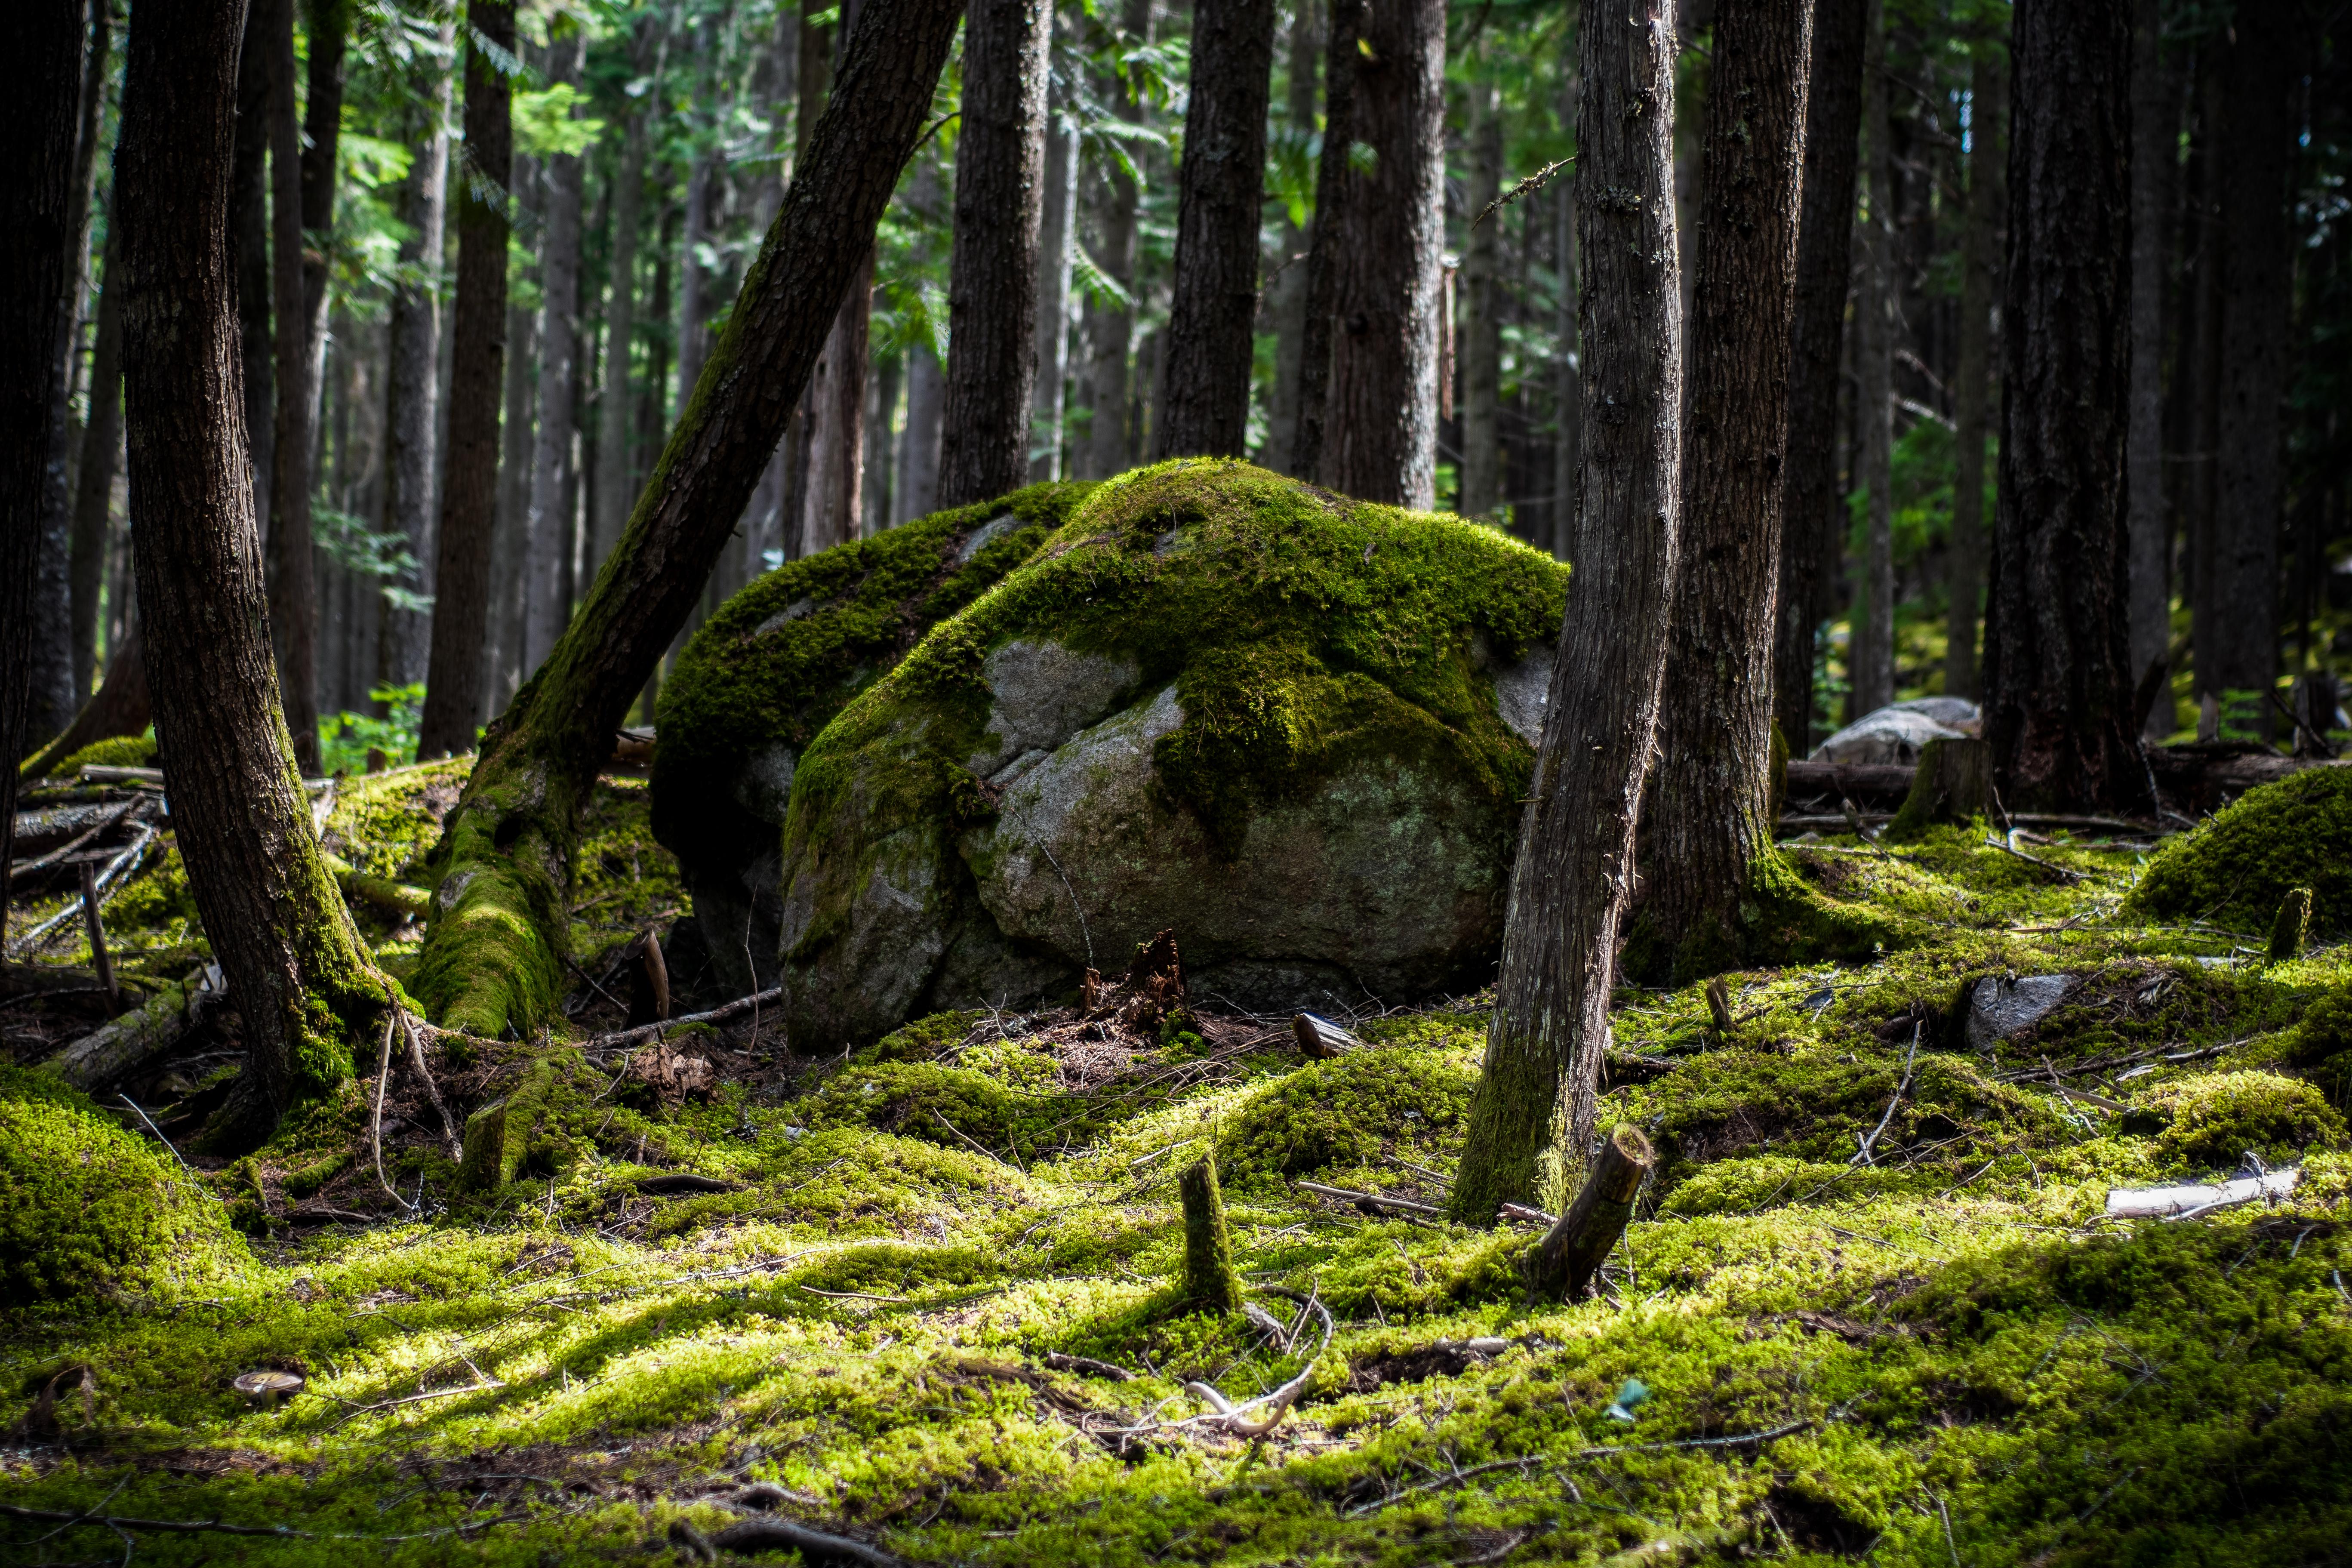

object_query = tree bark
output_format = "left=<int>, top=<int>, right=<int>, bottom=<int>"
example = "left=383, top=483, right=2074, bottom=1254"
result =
left=2204, top=12, right=2294, bottom=739
left=415, top=0, right=515, bottom=761
left=899, top=339, right=946, bottom=515
left=1527, top=1124, right=1653, bottom=1299
left=1629, top=0, right=1814, bottom=985
left=592, top=41, right=656, bottom=586
left=16, top=629, right=150, bottom=785
left=489, top=153, right=539, bottom=708
left=1266, top=0, right=1319, bottom=474
left=1078, top=0, right=1151, bottom=481
left=1459, top=77, right=1503, bottom=518
left=116, top=0, right=387, bottom=1146
left=1549, top=41, right=1579, bottom=560
left=406, top=0, right=971, bottom=1038
left=1981, top=0, right=2143, bottom=814
left=1772, top=0, right=1866, bottom=752
left=1290, top=0, right=1362, bottom=484
left=376, top=22, right=452, bottom=699
left=800, top=256, right=875, bottom=554
left=231, top=14, right=276, bottom=537
left=1849, top=0, right=1895, bottom=721
left=936, top=0, right=1051, bottom=507
left=1032, top=69, right=1077, bottom=477
left=526, top=23, right=587, bottom=677
left=1944, top=44, right=2003, bottom=702
left=2122, top=0, right=2173, bottom=734
left=1156, top=0, right=1276, bottom=459
left=71, top=208, right=126, bottom=707
left=1448, top=0, right=1682, bottom=1222
left=1310, top=0, right=1445, bottom=508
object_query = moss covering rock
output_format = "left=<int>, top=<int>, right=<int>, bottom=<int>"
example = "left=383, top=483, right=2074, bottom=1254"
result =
left=651, top=484, right=1092, bottom=993
left=2140, top=1070, right=2346, bottom=1171
left=0, top=1066, right=248, bottom=1305
left=2126, top=765, right=2352, bottom=934
left=771, top=460, right=1569, bottom=1048
left=1216, top=1045, right=1476, bottom=1186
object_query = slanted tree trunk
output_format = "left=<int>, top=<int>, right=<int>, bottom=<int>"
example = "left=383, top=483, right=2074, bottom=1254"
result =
left=1079, top=0, right=1151, bottom=481
left=1156, top=0, right=1276, bottom=459
left=2123, top=0, right=2173, bottom=733
left=376, top=23, right=452, bottom=700
left=2205, top=11, right=2294, bottom=740
left=407, top=0, right=971, bottom=1038
left=526, top=22, right=587, bottom=676
left=1311, top=0, right=1446, bottom=508
left=936, top=0, right=1051, bottom=507
left=415, top=0, right=515, bottom=761
left=1290, top=0, right=1363, bottom=484
left=1626, top=0, right=1820, bottom=986
left=1772, top=0, right=1868, bottom=751
left=1981, top=0, right=2142, bottom=813
left=71, top=209, right=126, bottom=707
left=1448, top=0, right=1682, bottom=1223
left=1459, top=76, right=1503, bottom=518
left=116, top=0, right=387, bottom=1147
left=15, top=628, right=148, bottom=784
left=1849, top=0, right=1895, bottom=722
left=1944, top=43, right=2003, bottom=702
left=1266, top=0, right=1319, bottom=474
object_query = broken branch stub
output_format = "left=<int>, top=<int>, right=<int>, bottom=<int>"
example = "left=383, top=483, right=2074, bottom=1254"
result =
left=2268, top=888, right=2312, bottom=964
left=1178, top=1152, right=1244, bottom=1313
left=1291, top=1011, right=1360, bottom=1059
left=1528, top=1123, right=1654, bottom=1300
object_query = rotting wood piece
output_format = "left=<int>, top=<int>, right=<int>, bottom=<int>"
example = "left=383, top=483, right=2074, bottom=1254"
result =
left=1528, top=1123, right=1654, bottom=1300
left=40, top=964, right=224, bottom=1091
left=1888, top=736, right=1994, bottom=838
left=626, top=928, right=671, bottom=1028
left=1179, top=1152, right=1244, bottom=1312
left=77, top=862, right=119, bottom=1013
left=2108, top=1166, right=2300, bottom=1220
left=1291, top=1011, right=1360, bottom=1059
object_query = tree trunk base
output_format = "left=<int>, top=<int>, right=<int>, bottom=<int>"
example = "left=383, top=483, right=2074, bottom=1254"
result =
left=1887, top=737, right=1994, bottom=840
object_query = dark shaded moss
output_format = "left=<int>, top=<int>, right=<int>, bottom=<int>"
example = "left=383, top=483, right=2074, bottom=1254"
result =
left=2126, top=767, right=2352, bottom=934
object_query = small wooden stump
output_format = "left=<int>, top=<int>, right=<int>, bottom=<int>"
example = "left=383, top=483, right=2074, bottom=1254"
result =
left=1291, top=1012, right=1360, bottom=1060
left=2269, top=887, right=2313, bottom=963
left=77, top=861, right=120, bottom=1015
left=627, top=929, right=671, bottom=1027
left=1887, top=736, right=1993, bottom=840
left=1527, top=1124, right=1654, bottom=1300
left=1178, top=1152, right=1244, bottom=1313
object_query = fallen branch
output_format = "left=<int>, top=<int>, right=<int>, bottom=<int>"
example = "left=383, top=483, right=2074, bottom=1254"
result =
left=1472, top=154, right=1573, bottom=229
left=6, top=821, right=156, bottom=955
left=1497, top=1201, right=1558, bottom=1228
left=39, top=963, right=221, bottom=1090
left=325, top=852, right=432, bottom=918
left=1995, top=1037, right=2240, bottom=1083
left=8, top=796, right=144, bottom=880
left=1985, top=829, right=2087, bottom=883
left=708, top=1516, right=905, bottom=1567
left=1177, top=1285, right=1336, bottom=1438
left=327, top=1377, right=507, bottom=1426
left=1851, top=1021, right=1922, bottom=1167
left=575, top=986, right=785, bottom=1061
left=2107, top=1167, right=2300, bottom=1221
left=1294, top=1179, right=1445, bottom=1217
left=1043, top=1352, right=1138, bottom=1381
left=1344, top=1455, right=1544, bottom=1518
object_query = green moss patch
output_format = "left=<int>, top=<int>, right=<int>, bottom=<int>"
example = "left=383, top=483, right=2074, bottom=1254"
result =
left=2127, top=766, right=2352, bottom=934
left=1216, top=1045, right=1477, bottom=1186
left=2141, top=1070, right=2347, bottom=1171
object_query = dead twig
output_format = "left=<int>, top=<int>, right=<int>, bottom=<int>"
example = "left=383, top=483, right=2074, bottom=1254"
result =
left=1294, top=1179, right=1445, bottom=1217
left=1472, top=154, right=1573, bottom=228
left=368, top=1010, right=416, bottom=1214
left=1851, top=1022, right=1921, bottom=1166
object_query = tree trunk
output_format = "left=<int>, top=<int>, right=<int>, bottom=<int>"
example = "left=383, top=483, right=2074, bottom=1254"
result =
left=116, top=0, right=387, bottom=1147
left=415, top=0, right=515, bottom=761
left=1944, top=44, right=2003, bottom=702
left=1266, top=0, right=1319, bottom=474
left=1079, top=0, right=1151, bottom=481
left=376, top=24, right=452, bottom=700
left=1032, top=71, right=1077, bottom=477
left=71, top=207, right=125, bottom=707
left=1549, top=44, right=1579, bottom=560
left=489, top=152, right=539, bottom=709
left=1156, top=0, right=1275, bottom=459
left=1772, top=0, right=1866, bottom=751
left=1981, top=0, right=2142, bottom=814
left=1459, top=77, right=1503, bottom=518
left=864, top=350, right=899, bottom=532
left=899, top=340, right=945, bottom=517
left=44, top=0, right=114, bottom=720
left=1311, top=0, right=1445, bottom=508
left=407, top=0, right=971, bottom=1039
left=526, top=24, right=587, bottom=677
left=1626, top=0, right=1816, bottom=986
left=800, top=255, right=875, bottom=554
left=1290, top=0, right=1361, bottom=484
left=1848, top=0, right=1895, bottom=722
left=936, top=0, right=1051, bottom=507
left=231, top=16, right=275, bottom=538
left=1448, top=0, right=1681, bottom=1223
left=15, top=628, right=149, bottom=785
left=592, top=35, right=657, bottom=588
left=2123, top=0, right=2174, bottom=736
left=2204, top=12, right=2294, bottom=739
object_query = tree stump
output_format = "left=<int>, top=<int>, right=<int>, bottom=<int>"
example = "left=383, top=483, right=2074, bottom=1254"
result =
left=1178, top=1152, right=1244, bottom=1312
left=1527, top=1124, right=1654, bottom=1300
left=2269, top=887, right=2312, bottom=964
left=1887, top=736, right=1993, bottom=840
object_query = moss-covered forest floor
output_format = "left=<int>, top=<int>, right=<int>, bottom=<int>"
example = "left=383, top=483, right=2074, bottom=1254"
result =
left=5, top=758, right=2351, bottom=1566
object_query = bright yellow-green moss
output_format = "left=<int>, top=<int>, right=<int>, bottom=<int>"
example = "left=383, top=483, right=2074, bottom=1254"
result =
left=1216, top=1045, right=1477, bottom=1186
left=2143, top=1070, right=2347, bottom=1170
left=2126, top=766, right=2352, bottom=934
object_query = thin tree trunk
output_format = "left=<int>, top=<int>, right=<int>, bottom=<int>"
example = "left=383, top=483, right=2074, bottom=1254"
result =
left=1267, top=0, right=1319, bottom=475
left=71, top=208, right=125, bottom=706
left=1981, top=0, right=2142, bottom=813
left=1156, top=0, right=1276, bottom=459
left=407, top=0, right=970, bottom=1038
left=2205, top=12, right=2294, bottom=739
left=1849, top=0, right=1895, bottom=721
left=2183, top=54, right=2223, bottom=708
left=1080, top=0, right=1151, bottom=481
left=231, top=15, right=275, bottom=536
left=376, top=23, right=452, bottom=700
left=116, top=0, right=387, bottom=1146
left=865, top=349, right=900, bottom=532
left=1290, top=0, right=1362, bottom=483
left=1549, top=40, right=1579, bottom=561
left=1032, top=68, right=1077, bottom=477
left=1772, top=0, right=1866, bottom=751
left=592, top=43, right=656, bottom=588
left=415, top=0, right=515, bottom=760
left=1459, top=76, right=1503, bottom=518
left=1629, top=0, right=1814, bottom=985
left=1943, top=44, right=2003, bottom=702
left=1312, top=0, right=1446, bottom=507
left=936, top=0, right=1051, bottom=506
left=492, top=268, right=538, bottom=705
left=2124, top=0, right=2173, bottom=734
left=1448, top=0, right=1682, bottom=1222
left=800, top=251, right=875, bottom=553
left=526, top=23, right=587, bottom=675
left=899, top=339, right=945, bottom=516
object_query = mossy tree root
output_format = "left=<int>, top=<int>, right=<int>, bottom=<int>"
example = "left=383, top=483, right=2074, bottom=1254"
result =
left=1527, top=1123, right=1653, bottom=1300
left=1178, top=1152, right=1244, bottom=1313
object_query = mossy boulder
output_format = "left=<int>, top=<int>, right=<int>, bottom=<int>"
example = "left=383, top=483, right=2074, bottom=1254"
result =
left=0, top=1067, right=248, bottom=1306
left=770, top=461, right=1569, bottom=1049
left=1216, top=1046, right=1476, bottom=1186
left=2125, top=766, right=2352, bottom=935
left=652, top=484, right=1092, bottom=992
left=2141, top=1070, right=2346, bottom=1171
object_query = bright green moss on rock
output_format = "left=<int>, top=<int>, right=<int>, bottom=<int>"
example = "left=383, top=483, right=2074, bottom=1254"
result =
left=39, top=730, right=160, bottom=778
left=2126, top=766, right=2352, bottom=934
left=1216, top=1046, right=1476, bottom=1186
left=0, top=1067, right=248, bottom=1305
left=2142, top=1070, right=2346, bottom=1170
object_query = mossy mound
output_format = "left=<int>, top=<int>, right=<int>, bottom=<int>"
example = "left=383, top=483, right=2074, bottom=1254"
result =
left=2125, top=766, right=2352, bottom=934
left=2142, top=1070, right=2346, bottom=1171
left=801, top=1060, right=1080, bottom=1161
left=651, top=483, right=1091, bottom=992
left=22, top=729, right=159, bottom=780
left=0, top=1067, right=248, bottom=1306
left=1216, top=1046, right=1476, bottom=1186
left=776, top=460, right=1569, bottom=1049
